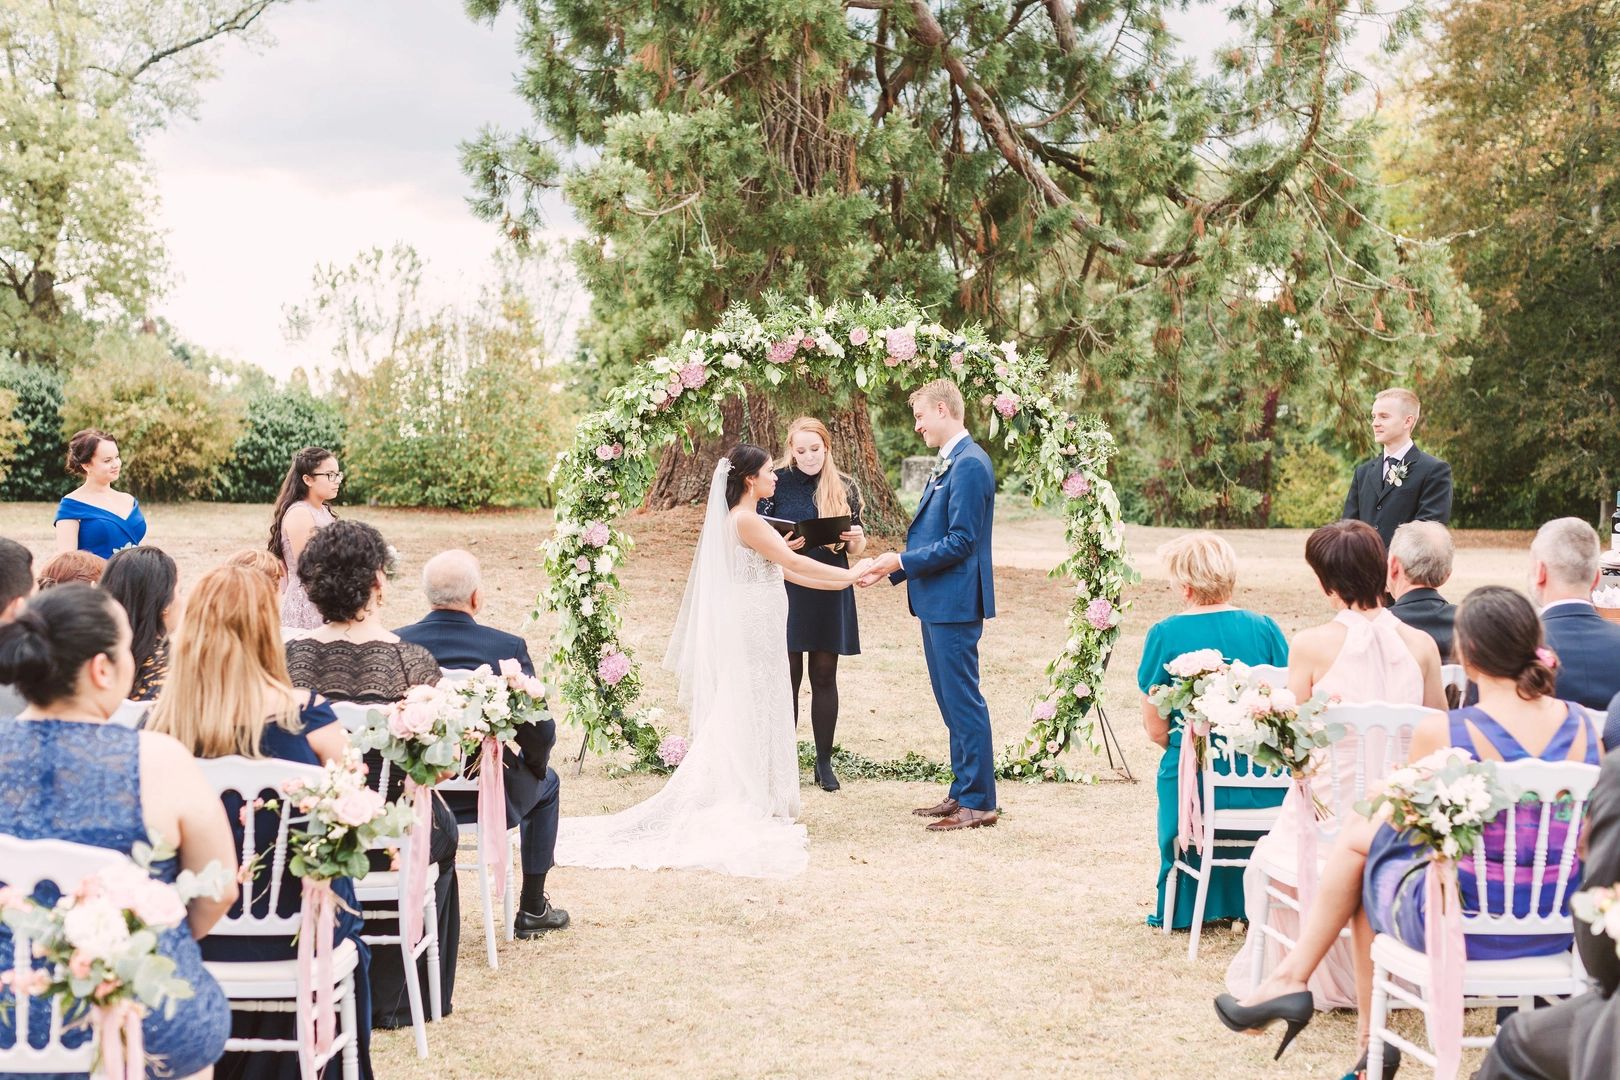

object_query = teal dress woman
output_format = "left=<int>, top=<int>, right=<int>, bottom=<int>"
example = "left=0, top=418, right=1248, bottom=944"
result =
left=1139, top=609, right=1288, bottom=928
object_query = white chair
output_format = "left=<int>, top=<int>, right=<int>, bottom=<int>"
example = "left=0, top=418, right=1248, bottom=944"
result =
left=435, top=667, right=518, bottom=970
left=196, top=756, right=362, bottom=1080
left=329, top=701, right=378, bottom=736
left=1368, top=758, right=1602, bottom=1075
left=1442, top=664, right=1467, bottom=707
left=107, top=698, right=150, bottom=729
left=1164, top=728, right=1292, bottom=961
left=1248, top=702, right=1440, bottom=982
left=0, top=835, right=137, bottom=1074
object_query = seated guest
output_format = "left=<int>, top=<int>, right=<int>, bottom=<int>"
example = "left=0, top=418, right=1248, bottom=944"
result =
left=0, top=537, right=33, bottom=717
left=149, top=564, right=370, bottom=1080
left=282, top=519, right=460, bottom=1030
left=1475, top=742, right=1620, bottom=1079
left=1227, top=520, right=1445, bottom=1011
left=0, top=583, right=236, bottom=1075
left=1138, top=532, right=1288, bottom=931
left=396, top=549, right=569, bottom=935
left=1386, top=521, right=1458, bottom=662
left=101, top=544, right=178, bottom=701
left=1216, top=586, right=1601, bottom=1080
left=36, top=548, right=105, bottom=589
left=1530, top=517, right=1620, bottom=716
left=225, top=546, right=287, bottom=589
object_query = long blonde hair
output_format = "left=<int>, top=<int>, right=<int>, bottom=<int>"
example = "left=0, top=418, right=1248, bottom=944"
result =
left=776, top=417, right=852, bottom=517
left=147, top=564, right=302, bottom=757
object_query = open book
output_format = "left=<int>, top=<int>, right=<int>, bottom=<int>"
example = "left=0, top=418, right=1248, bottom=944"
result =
left=762, top=514, right=853, bottom=549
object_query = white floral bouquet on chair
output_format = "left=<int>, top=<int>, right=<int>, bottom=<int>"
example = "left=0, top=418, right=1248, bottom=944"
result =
left=443, top=658, right=549, bottom=757
left=279, top=748, right=416, bottom=882
left=1356, top=747, right=1512, bottom=861
left=1147, top=648, right=1229, bottom=730
left=0, top=842, right=230, bottom=1074
left=1191, top=666, right=1341, bottom=778
left=355, top=682, right=471, bottom=788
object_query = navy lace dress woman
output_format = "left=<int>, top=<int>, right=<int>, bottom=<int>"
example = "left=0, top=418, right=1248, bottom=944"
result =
left=0, top=584, right=237, bottom=1079
left=758, top=417, right=866, bottom=791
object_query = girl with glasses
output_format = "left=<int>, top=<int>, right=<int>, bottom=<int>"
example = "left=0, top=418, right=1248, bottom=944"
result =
left=267, top=446, right=342, bottom=630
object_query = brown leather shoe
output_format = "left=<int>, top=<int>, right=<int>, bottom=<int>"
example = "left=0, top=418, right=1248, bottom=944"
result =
left=912, top=797, right=959, bottom=818
left=926, top=808, right=999, bottom=832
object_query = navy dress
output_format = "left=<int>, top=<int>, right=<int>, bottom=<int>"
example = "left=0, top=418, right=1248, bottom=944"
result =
left=0, top=718, right=230, bottom=1078
left=202, top=693, right=372, bottom=1080
left=760, top=467, right=861, bottom=655
left=54, top=495, right=146, bottom=559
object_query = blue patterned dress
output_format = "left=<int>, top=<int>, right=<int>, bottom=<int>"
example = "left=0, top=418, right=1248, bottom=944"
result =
left=0, top=717, right=230, bottom=1077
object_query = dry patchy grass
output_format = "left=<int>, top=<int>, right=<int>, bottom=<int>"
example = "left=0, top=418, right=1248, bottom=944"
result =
left=0, top=503, right=1537, bottom=1078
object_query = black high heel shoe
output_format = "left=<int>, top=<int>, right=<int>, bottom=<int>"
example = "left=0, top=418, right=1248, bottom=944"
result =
left=1343, top=1044, right=1400, bottom=1080
left=1213, top=991, right=1314, bottom=1060
left=814, top=757, right=841, bottom=792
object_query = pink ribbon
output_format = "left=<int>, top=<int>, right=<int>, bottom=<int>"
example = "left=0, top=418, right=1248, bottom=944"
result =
left=91, top=1000, right=144, bottom=1080
left=1175, top=721, right=1207, bottom=853
left=295, top=878, right=338, bottom=1059
left=1425, top=859, right=1466, bottom=1080
left=478, top=737, right=508, bottom=900
left=1291, top=775, right=1319, bottom=919
left=401, top=780, right=432, bottom=950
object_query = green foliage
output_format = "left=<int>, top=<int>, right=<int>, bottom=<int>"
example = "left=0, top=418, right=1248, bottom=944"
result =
left=795, top=741, right=952, bottom=784
left=215, top=385, right=346, bottom=504
left=1272, top=443, right=1351, bottom=529
left=0, top=362, right=67, bottom=500
left=60, top=333, right=244, bottom=500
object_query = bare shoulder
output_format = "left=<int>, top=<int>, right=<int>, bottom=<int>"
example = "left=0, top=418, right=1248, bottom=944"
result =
left=1290, top=622, right=1340, bottom=660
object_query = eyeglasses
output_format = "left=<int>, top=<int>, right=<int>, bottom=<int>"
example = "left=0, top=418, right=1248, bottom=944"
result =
left=311, top=471, right=344, bottom=482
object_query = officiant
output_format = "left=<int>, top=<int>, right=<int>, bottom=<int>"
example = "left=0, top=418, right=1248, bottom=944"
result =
left=760, top=417, right=866, bottom=792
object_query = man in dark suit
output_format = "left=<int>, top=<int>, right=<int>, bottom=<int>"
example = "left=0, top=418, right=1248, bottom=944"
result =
left=1529, top=519, right=1620, bottom=734
left=1341, top=387, right=1453, bottom=549
left=1387, top=521, right=1458, bottom=662
left=396, top=549, right=569, bottom=936
left=1474, top=749, right=1620, bottom=1078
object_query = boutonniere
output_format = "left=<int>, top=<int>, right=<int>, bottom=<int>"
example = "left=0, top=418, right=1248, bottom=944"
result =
left=928, top=456, right=953, bottom=484
left=1388, top=461, right=1410, bottom=488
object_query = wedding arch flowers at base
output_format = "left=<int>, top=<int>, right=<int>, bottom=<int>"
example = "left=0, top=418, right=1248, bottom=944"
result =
left=539, top=292, right=1137, bottom=782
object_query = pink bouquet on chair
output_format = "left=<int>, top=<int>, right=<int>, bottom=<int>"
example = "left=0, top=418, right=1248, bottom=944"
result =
left=278, top=750, right=413, bottom=1060
left=443, top=658, right=550, bottom=901
left=1358, top=748, right=1513, bottom=1080
left=0, top=843, right=229, bottom=1079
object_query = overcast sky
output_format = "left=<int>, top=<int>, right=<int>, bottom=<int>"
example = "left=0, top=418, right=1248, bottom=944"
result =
left=147, top=1, right=1378, bottom=380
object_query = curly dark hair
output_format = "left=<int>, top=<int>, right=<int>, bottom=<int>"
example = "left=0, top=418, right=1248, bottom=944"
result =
left=298, top=519, right=389, bottom=623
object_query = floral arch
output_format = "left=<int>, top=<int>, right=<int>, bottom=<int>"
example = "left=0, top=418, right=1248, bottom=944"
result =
left=539, top=293, right=1136, bottom=782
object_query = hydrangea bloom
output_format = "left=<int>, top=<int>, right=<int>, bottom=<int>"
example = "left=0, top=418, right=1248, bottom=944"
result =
left=581, top=521, right=611, bottom=548
left=993, top=393, right=1020, bottom=419
left=767, top=338, right=798, bottom=364
left=657, top=734, right=689, bottom=768
left=1031, top=700, right=1058, bottom=722
left=679, top=361, right=709, bottom=389
left=884, top=328, right=917, bottom=364
left=597, top=648, right=631, bottom=686
left=1061, top=472, right=1091, bottom=498
left=1085, top=597, right=1115, bottom=630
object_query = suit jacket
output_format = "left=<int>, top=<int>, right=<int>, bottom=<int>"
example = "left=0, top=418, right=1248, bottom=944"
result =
left=890, top=434, right=996, bottom=623
left=1540, top=604, right=1620, bottom=716
left=1341, top=445, right=1452, bottom=549
left=394, top=609, right=553, bottom=821
left=1389, top=587, right=1457, bottom=663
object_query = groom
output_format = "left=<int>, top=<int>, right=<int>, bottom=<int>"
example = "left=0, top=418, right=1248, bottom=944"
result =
left=859, top=379, right=998, bottom=831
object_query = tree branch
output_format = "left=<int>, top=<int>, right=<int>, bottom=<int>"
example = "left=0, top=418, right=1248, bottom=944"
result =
left=123, top=1, right=281, bottom=84
left=1045, top=0, right=1079, bottom=55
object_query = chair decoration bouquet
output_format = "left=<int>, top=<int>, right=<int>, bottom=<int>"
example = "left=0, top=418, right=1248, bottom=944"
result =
left=1148, top=649, right=1230, bottom=856
left=1358, top=748, right=1513, bottom=1079
left=0, top=843, right=230, bottom=1079
left=442, top=658, right=550, bottom=900
left=278, top=749, right=414, bottom=1057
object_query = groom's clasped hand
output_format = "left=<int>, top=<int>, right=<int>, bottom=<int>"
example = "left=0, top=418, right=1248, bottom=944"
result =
left=855, top=551, right=901, bottom=589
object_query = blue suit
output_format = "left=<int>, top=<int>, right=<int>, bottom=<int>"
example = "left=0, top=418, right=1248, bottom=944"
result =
left=1535, top=603, right=1620, bottom=750
left=890, top=434, right=997, bottom=811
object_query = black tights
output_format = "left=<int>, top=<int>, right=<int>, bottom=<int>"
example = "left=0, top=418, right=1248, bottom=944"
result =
left=788, top=651, right=839, bottom=762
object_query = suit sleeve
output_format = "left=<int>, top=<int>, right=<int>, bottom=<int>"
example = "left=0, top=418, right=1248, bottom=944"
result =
left=898, top=457, right=994, bottom=579
left=1578, top=754, right=1620, bottom=995
left=1414, top=458, right=1453, bottom=524
left=515, top=638, right=536, bottom=679
left=1342, top=462, right=1360, bottom=520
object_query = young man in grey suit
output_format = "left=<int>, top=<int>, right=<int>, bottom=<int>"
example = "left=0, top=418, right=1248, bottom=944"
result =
left=1342, top=388, right=1453, bottom=549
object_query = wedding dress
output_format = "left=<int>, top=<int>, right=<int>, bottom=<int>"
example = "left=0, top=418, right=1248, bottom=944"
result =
left=553, top=459, right=808, bottom=878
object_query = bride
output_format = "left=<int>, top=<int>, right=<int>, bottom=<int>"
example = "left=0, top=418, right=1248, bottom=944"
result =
left=554, top=444, right=872, bottom=878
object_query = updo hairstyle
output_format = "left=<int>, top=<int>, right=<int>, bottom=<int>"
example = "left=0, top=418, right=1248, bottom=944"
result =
left=1453, top=585, right=1559, bottom=701
left=0, top=584, right=123, bottom=705
left=724, top=445, right=771, bottom=509
left=65, top=429, right=114, bottom=476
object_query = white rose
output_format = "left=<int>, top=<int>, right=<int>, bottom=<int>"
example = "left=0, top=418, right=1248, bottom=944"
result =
left=596, top=555, right=614, bottom=575
left=63, top=898, right=133, bottom=961
left=721, top=351, right=744, bottom=369
left=580, top=598, right=595, bottom=617
left=651, top=388, right=669, bottom=406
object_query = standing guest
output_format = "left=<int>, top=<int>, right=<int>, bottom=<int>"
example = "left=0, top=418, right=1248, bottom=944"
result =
left=1341, top=388, right=1452, bottom=549
left=0, top=584, right=236, bottom=1076
left=0, top=537, right=33, bottom=717
left=1386, top=521, right=1458, bottom=662
left=36, top=549, right=105, bottom=589
left=225, top=546, right=288, bottom=588
left=101, top=545, right=179, bottom=702
left=758, top=416, right=866, bottom=791
left=282, top=520, right=461, bottom=1031
left=1137, top=532, right=1289, bottom=930
left=54, top=428, right=147, bottom=558
left=1226, top=519, right=1445, bottom=1011
left=148, top=564, right=371, bottom=1080
left=268, top=446, right=342, bottom=630
left=395, top=549, right=569, bottom=935
left=1529, top=517, right=1620, bottom=718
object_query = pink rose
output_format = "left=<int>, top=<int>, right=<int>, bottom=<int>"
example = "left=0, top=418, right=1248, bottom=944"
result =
left=1045, top=739, right=1062, bottom=755
left=849, top=326, right=870, bottom=346
left=574, top=555, right=591, bottom=573
left=126, top=880, right=187, bottom=928
left=1085, top=597, right=1114, bottom=630
left=679, top=361, right=709, bottom=389
left=1061, top=472, right=1091, bottom=498
left=994, top=363, right=1008, bottom=377
left=582, top=521, right=611, bottom=548
left=666, top=376, right=683, bottom=398
left=767, top=338, right=798, bottom=364
left=801, top=335, right=816, bottom=350
left=69, top=951, right=93, bottom=979
left=595, top=444, right=616, bottom=461
left=1072, top=682, right=1091, bottom=699
left=597, top=648, right=632, bottom=686
left=499, top=657, right=523, bottom=679
left=993, top=393, right=1020, bottom=419
left=1031, top=700, right=1057, bottom=722
left=949, top=351, right=964, bottom=369
left=520, top=675, right=546, bottom=699
left=884, top=329, right=917, bottom=363
left=331, top=789, right=384, bottom=827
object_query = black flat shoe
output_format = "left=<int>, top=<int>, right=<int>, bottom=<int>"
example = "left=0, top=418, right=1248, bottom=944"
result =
left=1213, top=991, right=1314, bottom=1060
left=1343, top=1044, right=1400, bottom=1080
left=816, top=757, right=841, bottom=792
left=514, top=897, right=570, bottom=938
